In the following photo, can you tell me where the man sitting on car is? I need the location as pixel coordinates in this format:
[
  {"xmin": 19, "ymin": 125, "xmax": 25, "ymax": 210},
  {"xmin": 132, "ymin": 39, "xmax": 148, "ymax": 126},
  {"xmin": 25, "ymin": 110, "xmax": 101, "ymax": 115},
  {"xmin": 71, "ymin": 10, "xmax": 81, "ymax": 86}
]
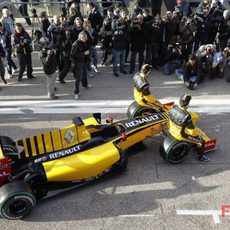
[
  {"xmin": 168, "ymin": 94, "xmax": 210, "ymax": 162},
  {"xmin": 133, "ymin": 64, "xmax": 164, "ymax": 112}
]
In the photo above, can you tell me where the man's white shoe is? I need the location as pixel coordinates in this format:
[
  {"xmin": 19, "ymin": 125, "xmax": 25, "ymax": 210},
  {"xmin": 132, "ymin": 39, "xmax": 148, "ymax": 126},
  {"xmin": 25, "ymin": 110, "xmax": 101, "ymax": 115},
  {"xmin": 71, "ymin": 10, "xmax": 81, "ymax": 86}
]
[
  {"xmin": 75, "ymin": 94, "xmax": 79, "ymax": 100},
  {"xmin": 82, "ymin": 84, "xmax": 92, "ymax": 90}
]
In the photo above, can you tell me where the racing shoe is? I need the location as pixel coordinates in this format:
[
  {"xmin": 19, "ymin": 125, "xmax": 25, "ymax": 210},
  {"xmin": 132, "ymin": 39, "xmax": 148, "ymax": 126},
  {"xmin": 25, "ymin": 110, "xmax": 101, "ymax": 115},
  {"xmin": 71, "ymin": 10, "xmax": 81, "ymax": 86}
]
[{"xmin": 197, "ymin": 155, "xmax": 210, "ymax": 162}]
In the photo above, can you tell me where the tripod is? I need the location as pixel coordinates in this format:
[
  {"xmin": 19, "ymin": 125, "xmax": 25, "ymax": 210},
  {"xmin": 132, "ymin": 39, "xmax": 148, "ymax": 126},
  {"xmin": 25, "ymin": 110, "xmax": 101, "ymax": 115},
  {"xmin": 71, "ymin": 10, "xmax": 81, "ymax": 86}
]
[{"xmin": 31, "ymin": 9, "xmax": 40, "ymax": 40}]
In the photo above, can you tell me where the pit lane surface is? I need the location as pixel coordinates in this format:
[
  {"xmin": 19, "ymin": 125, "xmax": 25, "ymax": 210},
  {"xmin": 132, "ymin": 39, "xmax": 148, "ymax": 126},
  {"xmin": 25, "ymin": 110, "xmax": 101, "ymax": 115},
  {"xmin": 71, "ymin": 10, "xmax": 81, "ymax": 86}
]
[{"xmin": 0, "ymin": 113, "xmax": 229, "ymax": 230}]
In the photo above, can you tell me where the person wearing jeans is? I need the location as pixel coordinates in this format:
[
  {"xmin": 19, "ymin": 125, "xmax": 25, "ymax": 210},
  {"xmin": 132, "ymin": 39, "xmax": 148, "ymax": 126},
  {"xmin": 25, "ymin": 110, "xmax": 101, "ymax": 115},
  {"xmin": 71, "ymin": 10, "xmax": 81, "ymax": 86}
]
[
  {"xmin": 13, "ymin": 23, "xmax": 35, "ymax": 81},
  {"xmin": 111, "ymin": 10, "xmax": 129, "ymax": 77},
  {"xmin": 40, "ymin": 45, "xmax": 58, "ymax": 99},
  {"xmin": 175, "ymin": 54, "xmax": 200, "ymax": 90},
  {"xmin": 1, "ymin": 9, "xmax": 17, "ymax": 77},
  {"xmin": 71, "ymin": 31, "xmax": 92, "ymax": 100},
  {"xmin": 163, "ymin": 59, "xmax": 181, "ymax": 75},
  {"xmin": 113, "ymin": 49, "xmax": 126, "ymax": 75}
]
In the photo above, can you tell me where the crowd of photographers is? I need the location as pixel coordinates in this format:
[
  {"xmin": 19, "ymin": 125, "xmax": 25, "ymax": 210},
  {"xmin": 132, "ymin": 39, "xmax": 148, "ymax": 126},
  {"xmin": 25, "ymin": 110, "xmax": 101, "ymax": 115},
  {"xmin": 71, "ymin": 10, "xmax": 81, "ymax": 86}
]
[{"xmin": 0, "ymin": 0, "xmax": 230, "ymax": 99}]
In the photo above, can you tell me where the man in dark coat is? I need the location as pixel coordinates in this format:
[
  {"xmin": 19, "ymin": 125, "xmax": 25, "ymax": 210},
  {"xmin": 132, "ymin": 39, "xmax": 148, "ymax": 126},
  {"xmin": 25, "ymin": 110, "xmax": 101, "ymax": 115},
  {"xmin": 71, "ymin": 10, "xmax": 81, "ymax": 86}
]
[
  {"xmin": 70, "ymin": 31, "xmax": 92, "ymax": 99},
  {"xmin": 13, "ymin": 23, "xmax": 35, "ymax": 81}
]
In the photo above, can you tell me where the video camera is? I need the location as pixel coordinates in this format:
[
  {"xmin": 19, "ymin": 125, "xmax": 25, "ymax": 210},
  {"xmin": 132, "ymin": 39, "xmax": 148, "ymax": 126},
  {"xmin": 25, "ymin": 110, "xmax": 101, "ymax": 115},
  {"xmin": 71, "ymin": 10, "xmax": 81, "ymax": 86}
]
[{"xmin": 31, "ymin": 8, "xmax": 38, "ymax": 18}]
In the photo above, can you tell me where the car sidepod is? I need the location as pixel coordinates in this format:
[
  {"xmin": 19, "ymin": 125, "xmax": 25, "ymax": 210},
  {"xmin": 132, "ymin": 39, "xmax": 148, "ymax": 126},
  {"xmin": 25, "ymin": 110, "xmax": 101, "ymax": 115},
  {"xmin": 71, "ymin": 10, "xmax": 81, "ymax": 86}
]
[{"xmin": 41, "ymin": 141, "xmax": 122, "ymax": 182}]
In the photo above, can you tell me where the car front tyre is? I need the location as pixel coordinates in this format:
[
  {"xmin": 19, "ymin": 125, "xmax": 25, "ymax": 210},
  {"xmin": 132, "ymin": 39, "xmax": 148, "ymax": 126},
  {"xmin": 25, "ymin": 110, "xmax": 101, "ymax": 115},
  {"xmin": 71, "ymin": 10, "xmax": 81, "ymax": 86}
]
[{"xmin": 160, "ymin": 137, "xmax": 190, "ymax": 164}]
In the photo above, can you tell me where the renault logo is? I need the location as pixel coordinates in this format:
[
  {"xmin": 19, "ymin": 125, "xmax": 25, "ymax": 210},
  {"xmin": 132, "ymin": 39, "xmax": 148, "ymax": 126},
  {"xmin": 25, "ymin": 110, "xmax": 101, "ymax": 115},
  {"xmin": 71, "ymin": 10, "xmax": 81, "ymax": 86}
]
[{"xmin": 64, "ymin": 130, "xmax": 75, "ymax": 144}]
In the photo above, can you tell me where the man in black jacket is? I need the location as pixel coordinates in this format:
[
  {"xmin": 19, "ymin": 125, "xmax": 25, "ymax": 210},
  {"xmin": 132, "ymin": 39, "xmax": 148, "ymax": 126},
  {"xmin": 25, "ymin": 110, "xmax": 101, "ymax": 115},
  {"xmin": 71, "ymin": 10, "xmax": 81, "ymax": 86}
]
[
  {"xmin": 112, "ymin": 10, "xmax": 129, "ymax": 77},
  {"xmin": 71, "ymin": 31, "xmax": 92, "ymax": 99},
  {"xmin": 40, "ymin": 11, "xmax": 51, "ymax": 37},
  {"xmin": 47, "ymin": 15, "xmax": 65, "ymax": 72},
  {"xmin": 13, "ymin": 23, "xmax": 35, "ymax": 81},
  {"xmin": 40, "ymin": 45, "xmax": 58, "ymax": 99},
  {"xmin": 219, "ymin": 10, "xmax": 230, "ymax": 51},
  {"xmin": 129, "ymin": 14, "xmax": 147, "ymax": 74}
]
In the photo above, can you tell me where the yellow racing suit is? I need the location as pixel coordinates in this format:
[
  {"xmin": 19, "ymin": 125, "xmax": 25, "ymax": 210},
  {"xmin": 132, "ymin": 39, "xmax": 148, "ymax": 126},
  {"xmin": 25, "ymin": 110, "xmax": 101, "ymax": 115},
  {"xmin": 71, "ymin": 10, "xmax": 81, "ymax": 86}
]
[
  {"xmin": 133, "ymin": 73, "xmax": 164, "ymax": 111},
  {"xmin": 168, "ymin": 104, "xmax": 207, "ymax": 155}
]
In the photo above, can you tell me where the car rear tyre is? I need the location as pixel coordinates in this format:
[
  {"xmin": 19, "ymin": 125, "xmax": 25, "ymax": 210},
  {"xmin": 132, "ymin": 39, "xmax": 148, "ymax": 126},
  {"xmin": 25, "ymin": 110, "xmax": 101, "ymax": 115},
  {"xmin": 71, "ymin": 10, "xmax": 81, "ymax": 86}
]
[
  {"xmin": 127, "ymin": 101, "xmax": 155, "ymax": 118},
  {"xmin": 0, "ymin": 181, "xmax": 36, "ymax": 220},
  {"xmin": 0, "ymin": 136, "xmax": 18, "ymax": 155},
  {"xmin": 159, "ymin": 136, "xmax": 190, "ymax": 164}
]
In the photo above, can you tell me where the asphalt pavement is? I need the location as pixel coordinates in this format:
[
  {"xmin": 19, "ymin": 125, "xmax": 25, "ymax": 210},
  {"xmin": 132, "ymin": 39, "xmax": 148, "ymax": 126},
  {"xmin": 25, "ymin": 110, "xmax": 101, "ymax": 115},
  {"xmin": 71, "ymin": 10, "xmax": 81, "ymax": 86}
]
[
  {"xmin": 0, "ymin": 113, "xmax": 229, "ymax": 229},
  {"xmin": 0, "ymin": 45, "xmax": 230, "ymax": 230}
]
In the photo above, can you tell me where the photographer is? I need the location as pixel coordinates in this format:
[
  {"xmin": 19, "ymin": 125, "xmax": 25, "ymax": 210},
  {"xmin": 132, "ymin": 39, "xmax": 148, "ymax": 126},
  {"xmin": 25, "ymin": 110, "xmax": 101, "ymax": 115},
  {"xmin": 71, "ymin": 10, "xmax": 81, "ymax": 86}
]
[
  {"xmin": 194, "ymin": 6, "xmax": 212, "ymax": 51},
  {"xmin": 129, "ymin": 14, "xmax": 147, "ymax": 74},
  {"xmin": 40, "ymin": 45, "xmax": 58, "ymax": 99},
  {"xmin": 162, "ymin": 11, "xmax": 180, "ymax": 49},
  {"xmin": 212, "ymin": 47, "xmax": 230, "ymax": 78},
  {"xmin": 163, "ymin": 42, "xmax": 182, "ymax": 75},
  {"xmin": 47, "ymin": 15, "xmax": 65, "ymax": 72},
  {"xmin": 146, "ymin": 16, "xmax": 164, "ymax": 68},
  {"xmin": 195, "ymin": 44, "xmax": 216, "ymax": 81},
  {"xmin": 40, "ymin": 11, "xmax": 51, "ymax": 37},
  {"xmin": 179, "ymin": 16, "xmax": 197, "ymax": 62},
  {"xmin": 219, "ymin": 10, "xmax": 230, "ymax": 51},
  {"xmin": 13, "ymin": 23, "xmax": 34, "ymax": 81},
  {"xmin": 99, "ymin": 8, "xmax": 113, "ymax": 65},
  {"xmin": 208, "ymin": 0, "xmax": 225, "ymax": 44},
  {"xmin": 175, "ymin": 54, "xmax": 200, "ymax": 90},
  {"xmin": 70, "ymin": 31, "xmax": 92, "ymax": 100},
  {"xmin": 112, "ymin": 10, "xmax": 130, "ymax": 77}
]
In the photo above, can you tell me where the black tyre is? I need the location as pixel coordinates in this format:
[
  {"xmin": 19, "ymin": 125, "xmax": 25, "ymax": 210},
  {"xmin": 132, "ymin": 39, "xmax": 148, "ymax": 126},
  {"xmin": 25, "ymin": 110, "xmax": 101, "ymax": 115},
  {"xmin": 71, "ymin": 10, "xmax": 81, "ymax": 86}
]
[
  {"xmin": 159, "ymin": 136, "xmax": 190, "ymax": 164},
  {"xmin": 0, "ymin": 136, "xmax": 18, "ymax": 155},
  {"xmin": 127, "ymin": 101, "xmax": 155, "ymax": 118},
  {"xmin": 0, "ymin": 181, "xmax": 36, "ymax": 220}
]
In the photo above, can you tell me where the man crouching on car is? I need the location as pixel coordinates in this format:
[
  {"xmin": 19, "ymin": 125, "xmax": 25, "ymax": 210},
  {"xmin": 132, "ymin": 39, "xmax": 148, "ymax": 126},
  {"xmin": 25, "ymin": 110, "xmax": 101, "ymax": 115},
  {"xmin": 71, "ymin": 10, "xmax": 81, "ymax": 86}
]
[
  {"xmin": 169, "ymin": 94, "xmax": 210, "ymax": 162},
  {"xmin": 133, "ymin": 64, "xmax": 164, "ymax": 112}
]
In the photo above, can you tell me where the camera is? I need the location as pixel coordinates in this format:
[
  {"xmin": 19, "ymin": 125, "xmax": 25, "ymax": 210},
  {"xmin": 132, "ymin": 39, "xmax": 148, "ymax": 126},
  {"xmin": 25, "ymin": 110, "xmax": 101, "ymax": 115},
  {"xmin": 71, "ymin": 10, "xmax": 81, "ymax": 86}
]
[{"xmin": 31, "ymin": 8, "xmax": 38, "ymax": 18}]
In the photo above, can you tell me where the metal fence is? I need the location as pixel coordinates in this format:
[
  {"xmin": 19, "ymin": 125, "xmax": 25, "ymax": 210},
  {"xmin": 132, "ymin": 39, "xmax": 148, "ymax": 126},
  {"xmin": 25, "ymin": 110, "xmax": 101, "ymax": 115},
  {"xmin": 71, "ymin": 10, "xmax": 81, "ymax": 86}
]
[{"xmin": 5, "ymin": 1, "xmax": 125, "ymax": 19}]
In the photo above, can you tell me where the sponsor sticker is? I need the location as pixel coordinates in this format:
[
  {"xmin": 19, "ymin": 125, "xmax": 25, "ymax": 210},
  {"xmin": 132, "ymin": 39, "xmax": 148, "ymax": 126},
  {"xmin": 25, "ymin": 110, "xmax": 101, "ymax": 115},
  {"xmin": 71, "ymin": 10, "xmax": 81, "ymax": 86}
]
[
  {"xmin": 35, "ymin": 144, "xmax": 81, "ymax": 163},
  {"xmin": 124, "ymin": 114, "xmax": 161, "ymax": 128}
]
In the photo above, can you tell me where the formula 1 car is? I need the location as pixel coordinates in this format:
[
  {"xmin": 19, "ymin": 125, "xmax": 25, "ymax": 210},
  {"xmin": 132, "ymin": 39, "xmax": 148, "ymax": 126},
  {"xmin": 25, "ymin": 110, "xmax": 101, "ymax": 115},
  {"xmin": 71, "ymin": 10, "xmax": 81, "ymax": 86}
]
[
  {"xmin": 127, "ymin": 100, "xmax": 217, "ymax": 164},
  {"xmin": 0, "ymin": 112, "xmax": 169, "ymax": 220}
]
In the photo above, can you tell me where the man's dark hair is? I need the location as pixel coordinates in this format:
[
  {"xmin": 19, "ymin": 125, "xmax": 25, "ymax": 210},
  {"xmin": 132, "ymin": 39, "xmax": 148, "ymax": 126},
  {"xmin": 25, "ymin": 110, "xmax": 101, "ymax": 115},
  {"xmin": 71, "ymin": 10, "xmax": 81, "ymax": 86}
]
[{"xmin": 40, "ymin": 11, "xmax": 47, "ymax": 18}]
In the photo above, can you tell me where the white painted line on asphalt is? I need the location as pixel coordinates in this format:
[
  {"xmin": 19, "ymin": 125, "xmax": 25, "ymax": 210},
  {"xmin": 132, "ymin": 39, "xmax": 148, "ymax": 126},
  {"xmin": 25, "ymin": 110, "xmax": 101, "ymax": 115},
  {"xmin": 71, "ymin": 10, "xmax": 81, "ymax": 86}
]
[
  {"xmin": 102, "ymin": 182, "xmax": 176, "ymax": 195},
  {"xmin": 1, "ymin": 107, "xmax": 230, "ymax": 114},
  {"xmin": 0, "ymin": 108, "xmax": 128, "ymax": 114},
  {"xmin": 119, "ymin": 214, "xmax": 155, "ymax": 218},
  {"xmin": 177, "ymin": 210, "xmax": 230, "ymax": 224},
  {"xmin": 192, "ymin": 176, "xmax": 196, "ymax": 181},
  {"xmin": 1, "ymin": 99, "xmax": 230, "ymax": 109},
  {"xmin": 0, "ymin": 107, "xmax": 230, "ymax": 114}
]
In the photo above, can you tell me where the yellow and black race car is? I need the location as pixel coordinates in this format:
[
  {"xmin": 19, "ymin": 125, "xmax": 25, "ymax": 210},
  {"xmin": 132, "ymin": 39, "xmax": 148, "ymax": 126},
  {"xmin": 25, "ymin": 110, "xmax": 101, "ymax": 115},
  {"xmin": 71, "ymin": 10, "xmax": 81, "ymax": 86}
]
[{"xmin": 0, "ymin": 112, "xmax": 169, "ymax": 220}]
